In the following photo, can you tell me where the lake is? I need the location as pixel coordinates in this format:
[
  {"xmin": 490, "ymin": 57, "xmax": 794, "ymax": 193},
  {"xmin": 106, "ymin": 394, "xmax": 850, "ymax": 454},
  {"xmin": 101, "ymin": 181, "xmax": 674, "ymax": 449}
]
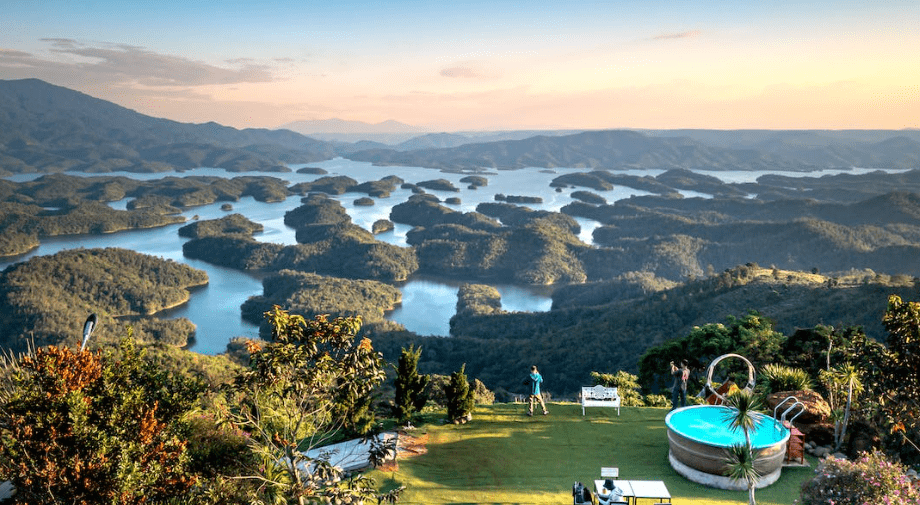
[{"xmin": 0, "ymin": 160, "xmax": 899, "ymax": 354}]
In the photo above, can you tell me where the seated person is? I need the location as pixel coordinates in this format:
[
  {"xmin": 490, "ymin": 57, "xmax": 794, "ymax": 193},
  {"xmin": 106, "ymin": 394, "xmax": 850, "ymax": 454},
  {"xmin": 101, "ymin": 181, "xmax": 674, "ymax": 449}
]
[{"xmin": 596, "ymin": 478, "xmax": 625, "ymax": 505}]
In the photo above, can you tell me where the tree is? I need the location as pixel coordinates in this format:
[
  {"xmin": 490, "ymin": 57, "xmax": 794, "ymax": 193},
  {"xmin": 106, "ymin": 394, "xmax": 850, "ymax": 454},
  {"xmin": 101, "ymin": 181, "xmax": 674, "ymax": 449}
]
[
  {"xmin": 876, "ymin": 295, "xmax": 920, "ymax": 463},
  {"xmin": 638, "ymin": 311, "xmax": 785, "ymax": 393},
  {"xmin": 393, "ymin": 344, "xmax": 429, "ymax": 423},
  {"xmin": 820, "ymin": 363, "xmax": 863, "ymax": 452},
  {"xmin": 0, "ymin": 337, "xmax": 203, "ymax": 504},
  {"xmin": 590, "ymin": 370, "xmax": 643, "ymax": 406},
  {"xmin": 221, "ymin": 307, "xmax": 399, "ymax": 505},
  {"xmin": 445, "ymin": 364, "xmax": 475, "ymax": 423},
  {"xmin": 723, "ymin": 389, "xmax": 763, "ymax": 505}
]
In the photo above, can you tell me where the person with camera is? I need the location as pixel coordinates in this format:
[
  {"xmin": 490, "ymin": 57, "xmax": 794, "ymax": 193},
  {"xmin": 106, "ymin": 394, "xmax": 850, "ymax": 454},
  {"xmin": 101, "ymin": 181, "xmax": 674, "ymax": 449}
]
[{"xmin": 670, "ymin": 360, "xmax": 690, "ymax": 410}]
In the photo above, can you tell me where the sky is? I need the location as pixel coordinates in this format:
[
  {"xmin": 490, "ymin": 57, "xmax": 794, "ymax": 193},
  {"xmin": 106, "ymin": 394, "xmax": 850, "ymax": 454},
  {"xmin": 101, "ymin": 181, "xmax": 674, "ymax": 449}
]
[{"xmin": 1, "ymin": 0, "xmax": 918, "ymax": 131}]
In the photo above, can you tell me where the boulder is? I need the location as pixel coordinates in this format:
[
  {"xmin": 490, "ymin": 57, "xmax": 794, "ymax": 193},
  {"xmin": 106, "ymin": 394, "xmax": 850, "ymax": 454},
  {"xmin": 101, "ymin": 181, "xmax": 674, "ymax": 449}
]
[
  {"xmin": 799, "ymin": 423, "xmax": 835, "ymax": 446},
  {"xmin": 765, "ymin": 390, "xmax": 831, "ymax": 425}
]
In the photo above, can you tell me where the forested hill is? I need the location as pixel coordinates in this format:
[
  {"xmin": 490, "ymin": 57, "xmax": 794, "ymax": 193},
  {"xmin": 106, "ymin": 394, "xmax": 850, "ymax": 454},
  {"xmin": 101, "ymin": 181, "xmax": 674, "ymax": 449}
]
[
  {"xmin": 371, "ymin": 265, "xmax": 920, "ymax": 396},
  {"xmin": 0, "ymin": 78, "xmax": 336, "ymax": 174},
  {"xmin": 0, "ymin": 247, "xmax": 207, "ymax": 352},
  {"xmin": 346, "ymin": 129, "xmax": 920, "ymax": 171}
]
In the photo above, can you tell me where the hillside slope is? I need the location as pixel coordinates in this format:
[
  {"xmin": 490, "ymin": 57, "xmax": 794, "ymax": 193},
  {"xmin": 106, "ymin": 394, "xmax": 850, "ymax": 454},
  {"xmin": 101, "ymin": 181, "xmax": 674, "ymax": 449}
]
[{"xmin": 0, "ymin": 79, "xmax": 335, "ymax": 174}]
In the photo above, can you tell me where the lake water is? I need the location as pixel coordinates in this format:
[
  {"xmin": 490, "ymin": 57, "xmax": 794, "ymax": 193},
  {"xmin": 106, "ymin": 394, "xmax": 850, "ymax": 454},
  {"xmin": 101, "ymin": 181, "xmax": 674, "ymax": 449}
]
[{"xmin": 1, "ymin": 160, "xmax": 905, "ymax": 353}]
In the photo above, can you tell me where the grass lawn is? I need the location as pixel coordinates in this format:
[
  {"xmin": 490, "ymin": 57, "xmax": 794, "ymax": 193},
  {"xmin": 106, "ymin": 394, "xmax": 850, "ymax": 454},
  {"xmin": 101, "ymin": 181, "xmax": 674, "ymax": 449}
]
[{"xmin": 369, "ymin": 402, "xmax": 816, "ymax": 504}]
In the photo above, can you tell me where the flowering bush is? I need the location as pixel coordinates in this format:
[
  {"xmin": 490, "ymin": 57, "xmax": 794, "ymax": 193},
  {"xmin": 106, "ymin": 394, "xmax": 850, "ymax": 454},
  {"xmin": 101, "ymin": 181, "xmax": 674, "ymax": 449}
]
[{"xmin": 799, "ymin": 450, "xmax": 919, "ymax": 504}]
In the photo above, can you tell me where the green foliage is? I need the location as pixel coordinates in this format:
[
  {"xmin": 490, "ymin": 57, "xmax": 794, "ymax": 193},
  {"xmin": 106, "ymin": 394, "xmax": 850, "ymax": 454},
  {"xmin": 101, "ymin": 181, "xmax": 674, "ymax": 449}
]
[
  {"xmin": 241, "ymin": 270, "xmax": 403, "ymax": 334},
  {"xmin": 178, "ymin": 213, "xmax": 264, "ymax": 238},
  {"xmin": 445, "ymin": 364, "xmax": 475, "ymax": 422},
  {"xmin": 799, "ymin": 450, "xmax": 920, "ymax": 505},
  {"xmin": 639, "ymin": 311, "xmax": 785, "ymax": 393},
  {"xmin": 220, "ymin": 307, "xmax": 394, "ymax": 505},
  {"xmin": 642, "ymin": 394, "xmax": 671, "ymax": 408},
  {"xmin": 723, "ymin": 444, "xmax": 761, "ymax": 505},
  {"xmin": 722, "ymin": 389, "xmax": 764, "ymax": 505},
  {"xmin": 590, "ymin": 370, "xmax": 644, "ymax": 406},
  {"xmin": 757, "ymin": 364, "xmax": 814, "ymax": 395},
  {"xmin": 0, "ymin": 338, "xmax": 204, "ymax": 504},
  {"xmin": 394, "ymin": 344, "xmax": 429, "ymax": 422},
  {"xmin": 184, "ymin": 197, "xmax": 418, "ymax": 282},
  {"xmin": 876, "ymin": 295, "xmax": 920, "ymax": 463},
  {"xmin": 0, "ymin": 247, "xmax": 207, "ymax": 352},
  {"xmin": 471, "ymin": 378, "xmax": 495, "ymax": 405},
  {"xmin": 183, "ymin": 414, "xmax": 254, "ymax": 480},
  {"xmin": 820, "ymin": 363, "xmax": 864, "ymax": 451}
]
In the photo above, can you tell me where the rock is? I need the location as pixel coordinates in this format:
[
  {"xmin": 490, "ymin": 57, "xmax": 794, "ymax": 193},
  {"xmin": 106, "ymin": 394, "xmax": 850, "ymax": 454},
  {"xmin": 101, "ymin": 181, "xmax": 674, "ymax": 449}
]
[
  {"xmin": 831, "ymin": 452, "xmax": 848, "ymax": 460},
  {"xmin": 799, "ymin": 423, "xmax": 835, "ymax": 446},
  {"xmin": 765, "ymin": 390, "xmax": 831, "ymax": 425},
  {"xmin": 813, "ymin": 446, "xmax": 831, "ymax": 458}
]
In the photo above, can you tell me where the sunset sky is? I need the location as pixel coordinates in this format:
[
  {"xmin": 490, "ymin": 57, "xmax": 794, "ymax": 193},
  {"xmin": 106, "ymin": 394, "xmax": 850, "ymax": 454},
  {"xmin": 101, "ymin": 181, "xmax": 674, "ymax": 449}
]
[{"xmin": 2, "ymin": 1, "xmax": 918, "ymax": 131}]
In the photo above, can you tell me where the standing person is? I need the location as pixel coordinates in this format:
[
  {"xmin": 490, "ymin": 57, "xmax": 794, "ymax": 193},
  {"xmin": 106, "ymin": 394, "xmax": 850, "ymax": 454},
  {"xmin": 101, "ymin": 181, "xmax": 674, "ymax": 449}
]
[
  {"xmin": 525, "ymin": 365, "xmax": 548, "ymax": 416},
  {"xmin": 670, "ymin": 360, "xmax": 690, "ymax": 410}
]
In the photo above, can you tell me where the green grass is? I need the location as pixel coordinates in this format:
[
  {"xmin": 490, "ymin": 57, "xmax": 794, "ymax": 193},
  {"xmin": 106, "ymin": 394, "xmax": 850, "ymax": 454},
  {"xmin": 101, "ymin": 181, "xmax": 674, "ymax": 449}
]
[{"xmin": 369, "ymin": 403, "xmax": 816, "ymax": 504}]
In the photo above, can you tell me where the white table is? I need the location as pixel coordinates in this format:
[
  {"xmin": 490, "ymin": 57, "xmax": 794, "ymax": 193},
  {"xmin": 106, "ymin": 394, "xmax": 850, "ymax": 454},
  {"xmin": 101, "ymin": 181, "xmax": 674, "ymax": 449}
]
[
  {"xmin": 628, "ymin": 480, "xmax": 670, "ymax": 503},
  {"xmin": 594, "ymin": 479, "xmax": 670, "ymax": 504}
]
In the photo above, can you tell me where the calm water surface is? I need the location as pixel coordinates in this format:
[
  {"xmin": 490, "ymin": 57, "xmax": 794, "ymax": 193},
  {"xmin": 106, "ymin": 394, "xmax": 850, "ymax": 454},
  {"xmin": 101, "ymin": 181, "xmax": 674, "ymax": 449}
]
[{"xmin": 3, "ymin": 160, "xmax": 901, "ymax": 353}]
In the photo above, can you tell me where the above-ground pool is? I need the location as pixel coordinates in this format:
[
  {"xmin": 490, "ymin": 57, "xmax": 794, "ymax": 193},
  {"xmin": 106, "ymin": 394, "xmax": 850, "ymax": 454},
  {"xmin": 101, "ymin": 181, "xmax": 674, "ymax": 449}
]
[{"xmin": 665, "ymin": 405, "xmax": 790, "ymax": 489}]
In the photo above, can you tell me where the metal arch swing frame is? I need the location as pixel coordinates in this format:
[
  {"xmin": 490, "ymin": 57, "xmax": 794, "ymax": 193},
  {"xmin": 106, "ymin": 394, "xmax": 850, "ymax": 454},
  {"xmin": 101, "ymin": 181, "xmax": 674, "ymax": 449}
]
[{"xmin": 703, "ymin": 353, "xmax": 756, "ymax": 403}]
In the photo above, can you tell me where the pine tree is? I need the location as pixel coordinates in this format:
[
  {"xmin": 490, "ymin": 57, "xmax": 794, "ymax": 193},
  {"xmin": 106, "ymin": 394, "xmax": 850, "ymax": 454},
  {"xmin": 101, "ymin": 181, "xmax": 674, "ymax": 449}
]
[
  {"xmin": 394, "ymin": 344, "xmax": 429, "ymax": 422},
  {"xmin": 445, "ymin": 363, "xmax": 476, "ymax": 423}
]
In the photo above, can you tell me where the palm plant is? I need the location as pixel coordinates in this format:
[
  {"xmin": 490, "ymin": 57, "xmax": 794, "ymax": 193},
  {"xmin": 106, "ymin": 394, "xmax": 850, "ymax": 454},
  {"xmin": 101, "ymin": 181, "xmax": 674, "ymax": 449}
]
[
  {"xmin": 820, "ymin": 363, "xmax": 863, "ymax": 452},
  {"xmin": 723, "ymin": 389, "xmax": 764, "ymax": 505}
]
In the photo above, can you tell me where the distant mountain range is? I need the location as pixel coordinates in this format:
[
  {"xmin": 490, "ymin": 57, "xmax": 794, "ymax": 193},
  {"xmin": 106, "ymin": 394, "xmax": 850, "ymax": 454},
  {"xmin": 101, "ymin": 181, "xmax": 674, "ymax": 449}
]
[
  {"xmin": 347, "ymin": 129, "xmax": 920, "ymax": 171},
  {"xmin": 0, "ymin": 78, "xmax": 335, "ymax": 174},
  {"xmin": 2, "ymin": 78, "xmax": 920, "ymax": 175}
]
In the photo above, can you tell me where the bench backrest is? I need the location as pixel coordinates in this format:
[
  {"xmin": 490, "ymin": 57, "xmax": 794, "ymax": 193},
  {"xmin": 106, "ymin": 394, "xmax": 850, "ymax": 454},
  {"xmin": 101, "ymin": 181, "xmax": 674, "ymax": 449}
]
[{"xmin": 582, "ymin": 385, "xmax": 618, "ymax": 400}]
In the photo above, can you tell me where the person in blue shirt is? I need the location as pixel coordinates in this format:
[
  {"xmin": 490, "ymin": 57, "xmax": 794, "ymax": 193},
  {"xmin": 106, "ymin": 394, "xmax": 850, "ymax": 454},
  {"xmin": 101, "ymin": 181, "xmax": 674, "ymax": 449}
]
[{"xmin": 526, "ymin": 365, "xmax": 548, "ymax": 416}]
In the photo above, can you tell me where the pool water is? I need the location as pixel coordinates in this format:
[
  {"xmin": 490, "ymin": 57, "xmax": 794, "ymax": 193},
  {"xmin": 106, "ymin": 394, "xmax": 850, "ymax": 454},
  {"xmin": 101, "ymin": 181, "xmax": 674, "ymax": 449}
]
[{"xmin": 665, "ymin": 405, "xmax": 790, "ymax": 449}]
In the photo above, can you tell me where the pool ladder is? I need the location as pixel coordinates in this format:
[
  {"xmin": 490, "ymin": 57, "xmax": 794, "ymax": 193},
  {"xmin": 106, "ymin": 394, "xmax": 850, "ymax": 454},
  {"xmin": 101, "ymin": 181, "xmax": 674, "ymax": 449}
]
[{"xmin": 773, "ymin": 396, "xmax": 805, "ymax": 439}]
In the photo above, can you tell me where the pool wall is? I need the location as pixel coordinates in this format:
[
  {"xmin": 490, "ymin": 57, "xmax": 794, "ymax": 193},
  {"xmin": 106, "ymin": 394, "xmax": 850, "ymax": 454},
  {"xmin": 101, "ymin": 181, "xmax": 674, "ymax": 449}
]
[{"xmin": 665, "ymin": 405, "xmax": 790, "ymax": 490}]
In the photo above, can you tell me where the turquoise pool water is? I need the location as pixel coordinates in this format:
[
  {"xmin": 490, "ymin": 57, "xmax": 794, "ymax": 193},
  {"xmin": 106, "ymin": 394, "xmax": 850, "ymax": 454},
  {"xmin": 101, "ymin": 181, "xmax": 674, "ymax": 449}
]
[{"xmin": 665, "ymin": 405, "xmax": 790, "ymax": 449}]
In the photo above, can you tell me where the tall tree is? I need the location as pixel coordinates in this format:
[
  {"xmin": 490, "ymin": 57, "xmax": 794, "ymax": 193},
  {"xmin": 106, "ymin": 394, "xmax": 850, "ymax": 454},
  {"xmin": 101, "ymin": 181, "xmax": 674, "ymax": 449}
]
[
  {"xmin": 222, "ymin": 307, "xmax": 399, "ymax": 505},
  {"xmin": 877, "ymin": 295, "xmax": 920, "ymax": 463},
  {"xmin": 394, "ymin": 344, "xmax": 429, "ymax": 423}
]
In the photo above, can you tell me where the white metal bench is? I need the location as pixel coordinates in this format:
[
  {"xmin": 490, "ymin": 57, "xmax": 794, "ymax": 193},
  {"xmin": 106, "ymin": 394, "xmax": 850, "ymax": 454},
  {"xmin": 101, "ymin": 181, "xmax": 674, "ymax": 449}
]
[{"xmin": 581, "ymin": 385, "xmax": 620, "ymax": 415}]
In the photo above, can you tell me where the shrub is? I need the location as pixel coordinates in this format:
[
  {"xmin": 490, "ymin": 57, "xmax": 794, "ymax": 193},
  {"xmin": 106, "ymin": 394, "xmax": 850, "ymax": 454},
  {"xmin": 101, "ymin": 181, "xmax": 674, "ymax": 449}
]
[
  {"xmin": 0, "ymin": 338, "xmax": 203, "ymax": 505},
  {"xmin": 472, "ymin": 378, "xmax": 495, "ymax": 405},
  {"xmin": 591, "ymin": 370, "xmax": 644, "ymax": 406},
  {"xmin": 643, "ymin": 394, "xmax": 672, "ymax": 408},
  {"xmin": 425, "ymin": 374, "xmax": 450, "ymax": 407},
  {"xmin": 758, "ymin": 363, "xmax": 814, "ymax": 394},
  {"xmin": 184, "ymin": 414, "xmax": 254, "ymax": 479},
  {"xmin": 445, "ymin": 364, "xmax": 475, "ymax": 422},
  {"xmin": 799, "ymin": 450, "xmax": 920, "ymax": 505}
]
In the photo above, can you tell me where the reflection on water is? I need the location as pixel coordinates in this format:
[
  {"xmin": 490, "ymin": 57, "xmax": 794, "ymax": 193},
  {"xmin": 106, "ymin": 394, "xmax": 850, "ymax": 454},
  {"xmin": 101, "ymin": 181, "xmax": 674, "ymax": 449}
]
[
  {"xmin": 387, "ymin": 278, "xmax": 553, "ymax": 336},
  {"xmin": 7, "ymin": 159, "xmax": 888, "ymax": 352}
]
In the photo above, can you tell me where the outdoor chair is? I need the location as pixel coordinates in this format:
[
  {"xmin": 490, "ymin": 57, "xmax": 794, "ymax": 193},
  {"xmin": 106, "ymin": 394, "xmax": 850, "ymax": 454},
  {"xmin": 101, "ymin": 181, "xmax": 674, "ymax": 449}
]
[{"xmin": 600, "ymin": 467, "xmax": 619, "ymax": 478}]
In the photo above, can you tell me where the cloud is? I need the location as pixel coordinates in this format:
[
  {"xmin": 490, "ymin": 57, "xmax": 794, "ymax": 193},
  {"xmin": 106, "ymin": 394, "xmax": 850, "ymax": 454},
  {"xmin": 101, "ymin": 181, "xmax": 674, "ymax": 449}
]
[
  {"xmin": 1, "ymin": 39, "xmax": 274, "ymax": 87},
  {"xmin": 440, "ymin": 62, "xmax": 498, "ymax": 79},
  {"xmin": 651, "ymin": 30, "xmax": 701, "ymax": 41}
]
